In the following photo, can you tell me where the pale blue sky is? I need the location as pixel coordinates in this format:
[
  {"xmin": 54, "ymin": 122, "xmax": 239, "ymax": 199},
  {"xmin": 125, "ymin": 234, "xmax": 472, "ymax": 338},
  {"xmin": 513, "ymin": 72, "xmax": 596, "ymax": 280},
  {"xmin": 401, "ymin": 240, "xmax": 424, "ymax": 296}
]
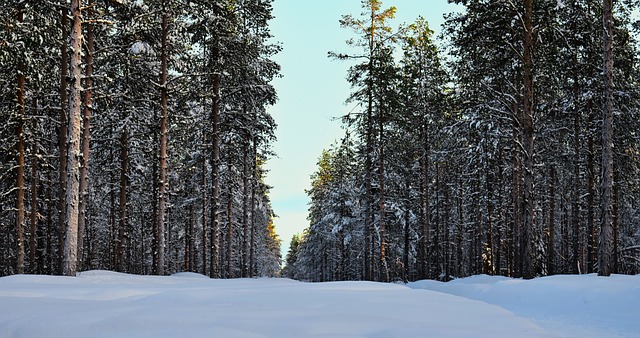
[{"xmin": 264, "ymin": 0, "xmax": 462, "ymax": 258}]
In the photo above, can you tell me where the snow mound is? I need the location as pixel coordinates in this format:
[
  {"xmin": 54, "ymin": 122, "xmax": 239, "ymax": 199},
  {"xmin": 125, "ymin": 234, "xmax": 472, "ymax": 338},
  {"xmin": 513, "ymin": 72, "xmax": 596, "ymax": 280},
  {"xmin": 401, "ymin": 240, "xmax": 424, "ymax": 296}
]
[
  {"xmin": 409, "ymin": 274, "xmax": 640, "ymax": 338},
  {"xmin": 0, "ymin": 271, "xmax": 557, "ymax": 338}
]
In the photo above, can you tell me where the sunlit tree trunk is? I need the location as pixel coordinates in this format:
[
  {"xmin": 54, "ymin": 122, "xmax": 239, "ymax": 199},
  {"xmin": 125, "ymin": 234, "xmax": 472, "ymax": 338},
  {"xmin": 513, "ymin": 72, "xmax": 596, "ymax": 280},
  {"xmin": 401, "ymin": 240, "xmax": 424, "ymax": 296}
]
[
  {"xmin": 78, "ymin": 2, "xmax": 95, "ymax": 272},
  {"xmin": 62, "ymin": 0, "xmax": 84, "ymax": 277}
]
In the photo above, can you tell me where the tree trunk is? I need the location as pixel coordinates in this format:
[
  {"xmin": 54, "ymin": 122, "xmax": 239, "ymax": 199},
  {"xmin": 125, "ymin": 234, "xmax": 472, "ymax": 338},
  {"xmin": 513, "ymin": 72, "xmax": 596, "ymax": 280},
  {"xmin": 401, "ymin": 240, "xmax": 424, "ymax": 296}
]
[
  {"xmin": 548, "ymin": 166, "xmax": 556, "ymax": 275},
  {"xmin": 363, "ymin": 2, "xmax": 376, "ymax": 281},
  {"xmin": 201, "ymin": 130, "xmax": 208, "ymax": 275},
  {"xmin": 423, "ymin": 126, "xmax": 431, "ymax": 278},
  {"xmin": 62, "ymin": 0, "xmax": 84, "ymax": 277},
  {"xmin": 227, "ymin": 183, "xmax": 233, "ymax": 278},
  {"xmin": 209, "ymin": 43, "xmax": 221, "ymax": 279},
  {"xmin": 378, "ymin": 109, "xmax": 388, "ymax": 282},
  {"xmin": 586, "ymin": 105, "xmax": 596, "ymax": 273},
  {"xmin": 15, "ymin": 5, "xmax": 26, "ymax": 275},
  {"xmin": 249, "ymin": 137, "xmax": 257, "ymax": 276},
  {"xmin": 485, "ymin": 163, "xmax": 495, "ymax": 275},
  {"xmin": 598, "ymin": 0, "xmax": 614, "ymax": 277},
  {"xmin": 510, "ymin": 116, "xmax": 521, "ymax": 277},
  {"xmin": 58, "ymin": 3, "xmax": 69, "ymax": 275},
  {"xmin": 117, "ymin": 128, "xmax": 129, "ymax": 272},
  {"xmin": 30, "ymin": 103, "xmax": 39, "ymax": 273},
  {"xmin": 77, "ymin": 2, "xmax": 95, "ymax": 272},
  {"xmin": 444, "ymin": 170, "xmax": 451, "ymax": 281},
  {"xmin": 521, "ymin": 0, "xmax": 535, "ymax": 279},
  {"xmin": 242, "ymin": 127, "xmax": 250, "ymax": 277},
  {"xmin": 612, "ymin": 175, "xmax": 619, "ymax": 273},
  {"xmin": 157, "ymin": 7, "xmax": 169, "ymax": 276}
]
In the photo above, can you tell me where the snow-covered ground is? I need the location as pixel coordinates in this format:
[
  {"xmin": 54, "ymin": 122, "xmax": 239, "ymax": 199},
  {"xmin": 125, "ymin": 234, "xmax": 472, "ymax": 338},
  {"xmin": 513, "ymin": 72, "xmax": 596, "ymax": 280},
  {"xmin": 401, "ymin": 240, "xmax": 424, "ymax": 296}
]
[
  {"xmin": 0, "ymin": 271, "xmax": 637, "ymax": 338},
  {"xmin": 409, "ymin": 274, "xmax": 640, "ymax": 338}
]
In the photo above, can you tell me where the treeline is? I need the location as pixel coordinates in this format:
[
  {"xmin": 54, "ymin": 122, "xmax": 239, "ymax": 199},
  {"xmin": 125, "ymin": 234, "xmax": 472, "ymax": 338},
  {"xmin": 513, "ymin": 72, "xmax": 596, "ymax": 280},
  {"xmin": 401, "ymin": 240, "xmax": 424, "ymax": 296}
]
[
  {"xmin": 285, "ymin": 0, "xmax": 640, "ymax": 282},
  {"xmin": 0, "ymin": 0, "xmax": 281, "ymax": 277}
]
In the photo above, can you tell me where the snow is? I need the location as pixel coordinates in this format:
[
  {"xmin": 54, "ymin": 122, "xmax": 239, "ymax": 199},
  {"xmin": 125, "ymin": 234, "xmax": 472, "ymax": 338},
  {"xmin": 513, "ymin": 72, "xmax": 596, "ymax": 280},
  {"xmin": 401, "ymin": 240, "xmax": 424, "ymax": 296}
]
[
  {"xmin": 409, "ymin": 274, "xmax": 640, "ymax": 338},
  {"xmin": 0, "ymin": 271, "xmax": 636, "ymax": 338}
]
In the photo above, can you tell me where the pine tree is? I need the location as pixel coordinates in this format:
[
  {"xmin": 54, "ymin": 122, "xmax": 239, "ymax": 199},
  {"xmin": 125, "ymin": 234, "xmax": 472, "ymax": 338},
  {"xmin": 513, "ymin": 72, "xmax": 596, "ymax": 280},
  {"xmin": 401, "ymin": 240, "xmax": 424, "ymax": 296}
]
[
  {"xmin": 62, "ymin": 0, "xmax": 84, "ymax": 277},
  {"xmin": 598, "ymin": 0, "xmax": 615, "ymax": 277}
]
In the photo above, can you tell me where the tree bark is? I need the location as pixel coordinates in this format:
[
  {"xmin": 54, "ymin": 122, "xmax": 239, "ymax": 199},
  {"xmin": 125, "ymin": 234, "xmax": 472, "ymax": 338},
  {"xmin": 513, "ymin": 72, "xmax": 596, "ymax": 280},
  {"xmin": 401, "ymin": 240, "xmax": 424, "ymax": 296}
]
[
  {"xmin": 586, "ymin": 106, "xmax": 596, "ymax": 273},
  {"xmin": 378, "ymin": 108, "xmax": 388, "ymax": 282},
  {"xmin": 62, "ymin": 0, "xmax": 84, "ymax": 277},
  {"xmin": 209, "ymin": 41, "xmax": 221, "ymax": 279},
  {"xmin": 58, "ymin": 3, "xmax": 69, "ymax": 275},
  {"xmin": 201, "ymin": 130, "xmax": 208, "ymax": 275},
  {"xmin": 77, "ymin": 2, "xmax": 95, "ymax": 272},
  {"xmin": 598, "ymin": 0, "xmax": 614, "ymax": 277},
  {"xmin": 15, "ymin": 5, "xmax": 26, "ymax": 275},
  {"xmin": 157, "ymin": 7, "xmax": 169, "ymax": 276},
  {"xmin": 242, "ymin": 126, "xmax": 250, "ymax": 278},
  {"xmin": 521, "ymin": 0, "xmax": 535, "ymax": 279},
  {"xmin": 548, "ymin": 166, "xmax": 556, "ymax": 275},
  {"xmin": 116, "ymin": 128, "xmax": 128, "ymax": 272},
  {"xmin": 30, "ymin": 99, "xmax": 39, "ymax": 273},
  {"xmin": 249, "ymin": 137, "xmax": 257, "ymax": 276},
  {"xmin": 227, "ymin": 183, "xmax": 233, "ymax": 278}
]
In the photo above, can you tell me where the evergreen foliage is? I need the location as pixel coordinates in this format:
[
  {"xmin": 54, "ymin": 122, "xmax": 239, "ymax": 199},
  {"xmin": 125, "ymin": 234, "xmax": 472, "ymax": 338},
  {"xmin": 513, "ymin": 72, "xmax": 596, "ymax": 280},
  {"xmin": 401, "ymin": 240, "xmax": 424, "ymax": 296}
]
[
  {"xmin": 0, "ymin": 0, "xmax": 281, "ymax": 277},
  {"xmin": 290, "ymin": 0, "xmax": 640, "ymax": 282}
]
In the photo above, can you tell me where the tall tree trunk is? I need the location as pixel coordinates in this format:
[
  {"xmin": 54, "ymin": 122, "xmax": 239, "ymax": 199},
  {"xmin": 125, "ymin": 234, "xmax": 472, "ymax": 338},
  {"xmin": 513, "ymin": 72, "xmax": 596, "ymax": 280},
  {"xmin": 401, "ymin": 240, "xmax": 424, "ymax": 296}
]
[
  {"xmin": 186, "ymin": 204, "xmax": 194, "ymax": 271},
  {"xmin": 242, "ymin": 128, "xmax": 250, "ymax": 277},
  {"xmin": 510, "ymin": 109, "xmax": 520, "ymax": 277},
  {"xmin": 571, "ymin": 55, "xmax": 582, "ymax": 274},
  {"xmin": 548, "ymin": 166, "xmax": 556, "ymax": 275},
  {"xmin": 422, "ymin": 127, "xmax": 431, "ymax": 278},
  {"xmin": 117, "ymin": 128, "xmax": 128, "ymax": 272},
  {"xmin": 15, "ymin": 5, "xmax": 26, "ymax": 275},
  {"xmin": 586, "ymin": 105, "xmax": 596, "ymax": 273},
  {"xmin": 151, "ymin": 131, "xmax": 159, "ymax": 273},
  {"xmin": 443, "ymin": 170, "xmax": 451, "ymax": 281},
  {"xmin": 249, "ymin": 137, "xmax": 257, "ymax": 277},
  {"xmin": 598, "ymin": 0, "xmax": 614, "ymax": 277},
  {"xmin": 58, "ymin": 3, "xmax": 69, "ymax": 275},
  {"xmin": 378, "ymin": 111, "xmax": 388, "ymax": 282},
  {"xmin": 77, "ymin": 3, "xmax": 95, "ymax": 272},
  {"xmin": 209, "ymin": 42, "xmax": 221, "ymax": 279},
  {"xmin": 201, "ymin": 130, "xmax": 208, "ymax": 275},
  {"xmin": 30, "ymin": 101, "xmax": 39, "ymax": 273},
  {"xmin": 485, "ymin": 163, "xmax": 495, "ymax": 275},
  {"xmin": 363, "ymin": 2, "xmax": 376, "ymax": 281},
  {"xmin": 496, "ymin": 149, "xmax": 505, "ymax": 276},
  {"xmin": 157, "ymin": 7, "xmax": 169, "ymax": 276},
  {"xmin": 227, "ymin": 182, "xmax": 233, "ymax": 278},
  {"xmin": 62, "ymin": 0, "xmax": 84, "ymax": 277},
  {"xmin": 521, "ymin": 0, "xmax": 535, "ymax": 279},
  {"xmin": 612, "ymin": 175, "xmax": 619, "ymax": 273},
  {"xmin": 403, "ymin": 180, "xmax": 410, "ymax": 282}
]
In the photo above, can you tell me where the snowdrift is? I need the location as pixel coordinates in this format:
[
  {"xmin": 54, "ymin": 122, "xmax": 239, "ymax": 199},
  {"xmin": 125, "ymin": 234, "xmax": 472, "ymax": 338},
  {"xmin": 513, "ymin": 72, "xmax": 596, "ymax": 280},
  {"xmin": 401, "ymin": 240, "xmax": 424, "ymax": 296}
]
[
  {"xmin": 0, "ymin": 271, "xmax": 637, "ymax": 337},
  {"xmin": 409, "ymin": 273, "xmax": 640, "ymax": 338}
]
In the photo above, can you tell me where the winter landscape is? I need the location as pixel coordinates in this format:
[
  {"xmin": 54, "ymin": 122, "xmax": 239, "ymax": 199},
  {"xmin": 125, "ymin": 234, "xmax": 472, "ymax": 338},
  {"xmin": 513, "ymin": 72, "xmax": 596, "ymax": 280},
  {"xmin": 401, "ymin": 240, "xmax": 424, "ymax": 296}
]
[
  {"xmin": 2, "ymin": 0, "xmax": 640, "ymax": 337},
  {"xmin": 0, "ymin": 271, "xmax": 638, "ymax": 338}
]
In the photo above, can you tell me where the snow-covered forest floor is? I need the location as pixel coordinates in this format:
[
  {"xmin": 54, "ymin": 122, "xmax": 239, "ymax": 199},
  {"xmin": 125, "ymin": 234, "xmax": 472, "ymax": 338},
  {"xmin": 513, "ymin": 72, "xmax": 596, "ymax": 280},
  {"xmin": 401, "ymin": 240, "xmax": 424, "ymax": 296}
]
[{"xmin": 0, "ymin": 271, "xmax": 637, "ymax": 338}]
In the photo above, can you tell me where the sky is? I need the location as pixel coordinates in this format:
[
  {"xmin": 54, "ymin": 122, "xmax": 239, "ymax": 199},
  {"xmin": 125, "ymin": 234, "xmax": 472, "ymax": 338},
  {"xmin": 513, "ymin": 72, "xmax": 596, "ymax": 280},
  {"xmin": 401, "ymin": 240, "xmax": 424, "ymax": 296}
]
[{"xmin": 264, "ymin": 0, "xmax": 463, "ymax": 258}]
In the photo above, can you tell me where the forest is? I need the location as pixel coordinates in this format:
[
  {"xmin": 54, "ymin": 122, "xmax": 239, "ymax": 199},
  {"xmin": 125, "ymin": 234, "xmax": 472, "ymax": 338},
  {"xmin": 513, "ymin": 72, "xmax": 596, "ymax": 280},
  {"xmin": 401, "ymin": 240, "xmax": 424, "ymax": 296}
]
[
  {"xmin": 0, "ymin": 0, "xmax": 282, "ymax": 277},
  {"xmin": 2, "ymin": 0, "xmax": 640, "ymax": 283},
  {"xmin": 285, "ymin": 0, "xmax": 640, "ymax": 282}
]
